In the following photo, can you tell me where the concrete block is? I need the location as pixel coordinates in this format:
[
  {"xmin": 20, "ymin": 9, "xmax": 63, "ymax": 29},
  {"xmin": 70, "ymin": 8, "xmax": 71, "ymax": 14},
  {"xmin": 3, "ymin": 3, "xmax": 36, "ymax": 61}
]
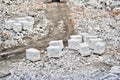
[
  {"xmin": 13, "ymin": 22, "xmax": 22, "ymax": 32},
  {"xmin": 25, "ymin": 16, "xmax": 35, "ymax": 24},
  {"xmin": 70, "ymin": 35, "xmax": 82, "ymax": 43},
  {"xmin": 79, "ymin": 43, "xmax": 91, "ymax": 57},
  {"xmin": 21, "ymin": 20, "xmax": 33, "ymax": 30},
  {"xmin": 68, "ymin": 39, "xmax": 81, "ymax": 50},
  {"xmin": 49, "ymin": 40, "xmax": 64, "ymax": 49},
  {"xmin": 16, "ymin": 18, "xmax": 27, "ymax": 22},
  {"xmin": 5, "ymin": 20, "xmax": 15, "ymax": 29},
  {"xmin": 89, "ymin": 38, "xmax": 103, "ymax": 49},
  {"xmin": 26, "ymin": 48, "xmax": 40, "ymax": 61},
  {"xmin": 83, "ymin": 34, "xmax": 98, "ymax": 42},
  {"xmin": 93, "ymin": 42, "xmax": 106, "ymax": 55},
  {"xmin": 47, "ymin": 46, "xmax": 63, "ymax": 58},
  {"xmin": 110, "ymin": 66, "xmax": 120, "ymax": 74}
]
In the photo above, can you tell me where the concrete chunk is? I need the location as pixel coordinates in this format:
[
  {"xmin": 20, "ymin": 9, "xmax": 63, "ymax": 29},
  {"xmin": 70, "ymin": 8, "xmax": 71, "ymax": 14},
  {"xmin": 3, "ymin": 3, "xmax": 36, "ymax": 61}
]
[
  {"xmin": 89, "ymin": 38, "xmax": 103, "ymax": 49},
  {"xmin": 110, "ymin": 66, "xmax": 120, "ymax": 74},
  {"xmin": 47, "ymin": 46, "xmax": 63, "ymax": 58},
  {"xmin": 25, "ymin": 16, "xmax": 35, "ymax": 24},
  {"xmin": 70, "ymin": 35, "xmax": 82, "ymax": 43},
  {"xmin": 93, "ymin": 42, "xmax": 106, "ymax": 55},
  {"xmin": 49, "ymin": 40, "xmax": 64, "ymax": 49},
  {"xmin": 79, "ymin": 43, "xmax": 91, "ymax": 57},
  {"xmin": 26, "ymin": 48, "xmax": 40, "ymax": 61},
  {"xmin": 21, "ymin": 20, "xmax": 33, "ymax": 30},
  {"xmin": 68, "ymin": 39, "xmax": 81, "ymax": 50},
  {"xmin": 12, "ymin": 22, "xmax": 22, "ymax": 32},
  {"xmin": 5, "ymin": 20, "xmax": 15, "ymax": 29},
  {"xmin": 83, "ymin": 35, "xmax": 98, "ymax": 42}
]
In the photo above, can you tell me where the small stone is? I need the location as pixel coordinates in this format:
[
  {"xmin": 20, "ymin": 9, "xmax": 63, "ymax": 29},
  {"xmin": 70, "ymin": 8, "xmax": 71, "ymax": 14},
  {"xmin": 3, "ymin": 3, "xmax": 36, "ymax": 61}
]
[
  {"xmin": 26, "ymin": 48, "xmax": 40, "ymax": 62},
  {"xmin": 79, "ymin": 43, "xmax": 91, "ymax": 57},
  {"xmin": 47, "ymin": 46, "xmax": 63, "ymax": 58}
]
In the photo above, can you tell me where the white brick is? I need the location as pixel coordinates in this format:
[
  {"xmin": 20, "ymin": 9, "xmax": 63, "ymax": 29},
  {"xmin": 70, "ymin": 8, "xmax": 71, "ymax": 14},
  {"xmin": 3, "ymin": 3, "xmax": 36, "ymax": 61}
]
[
  {"xmin": 68, "ymin": 39, "xmax": 81, "ymax": 50},
  {"xmin": 110, "ymin": 66, "xmax": 120, "ymax": 74},
  {"xmin": 93, "ymin": 42, "xmax": 106, "ymax": 55},
  {"xmin": 49, "ymin": 40, "xmax": 64, "ymax": 49},
  {"xmin": 13, "ymin": 22, "xmax": 22, "ymax": 32},
  {"xmin": 16, "ymin": 18, "xmax": 27, "ymax": 22},
  {"xmin": 21, "ymin": 20, "xmax": 33, "ymax": 30},
  {"xmin": 5, "ymin": 20, "xmax": 15, "ymax": 29},
  {"xmin": 89, "ymin": 38, "xmax": 103, "ymax": 49},
  {"xmin": 83, "ymin": 35, "xmax": 98, "ymax": 42},
  {"xmin": 70, "ymin": 35, "xmax": 82, "ymax": 43},
  {"xmin": 79, "ymin": 43, "xmax": 91, "ymax": 57},
  {"xmin": 25, "ymin": 16, "xmax": 35, "ymax": 24},
  {"xmin": 47, "ymin": 46, "xmax": 62, "ymax": 58},
  {"xmin": 26, "ymin": 48, "xmax": 40, "ymax": 61}
]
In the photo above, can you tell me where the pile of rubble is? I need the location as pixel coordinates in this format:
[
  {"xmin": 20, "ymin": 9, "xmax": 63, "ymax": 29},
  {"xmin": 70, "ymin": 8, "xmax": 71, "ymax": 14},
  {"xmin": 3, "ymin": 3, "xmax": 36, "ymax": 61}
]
[
  {"xmin": 0, "ymin": 16, "xmax": 49, "ymax": 51},
  {"xmin": 70, "ymin": 0, "xmax": 120, "ymax": 11}
]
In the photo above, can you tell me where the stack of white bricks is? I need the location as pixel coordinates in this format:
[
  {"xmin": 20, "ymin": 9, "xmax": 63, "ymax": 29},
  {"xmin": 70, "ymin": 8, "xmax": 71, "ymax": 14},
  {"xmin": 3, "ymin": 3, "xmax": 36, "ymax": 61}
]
[
  {"xmin": 47, "ymin": 40, "xmax": 64, "ymax": 58},
  {"xmin": 4, "ymin": 16, "xmax": 34, "ymax": 32},
  {"xmin": 68, "ymin": 33, "xmax": 106, "ymax": 56}
]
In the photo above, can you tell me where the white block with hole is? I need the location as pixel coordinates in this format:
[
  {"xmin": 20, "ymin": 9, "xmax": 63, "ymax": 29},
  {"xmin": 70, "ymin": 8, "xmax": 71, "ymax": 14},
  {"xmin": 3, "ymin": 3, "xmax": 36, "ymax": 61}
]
[
  {"xmin": 92, "ymin": 42, "xmax": 106, "ymax": 55},
  {"xmin": 47, "ymin": 46, "xmax": 63, "ymax": 58},
  {"xmin": 83, "ymin": 35, "xmax": 98, "ymax": 42},
  {"xmin": 13, "ymin": 22, "xmax": 22, "ymax": 32},
  {"xmin": 49, "ymin": 40, "xmax": 64, "ymax": 49},
  {"xmin": 79, "ymin": 43, "xmax": 91, "ymax": 57},
  {"xmin": 70, "ymin": 35, "xmax": 82, "ymax": 43},
  {"xmin": 26, "ymin": 48, "xmax": 40, "ymax": 61},
  {"xmin": 89, "ymin": 38, "xmax": 103, "ymax": 49},
  {"xmin": 68, "ymin": 39, "xmax": 81, "ymax": 50},
  {"xmin": 5, "ymin": 20, "xmax": 15, "ymax": 29}
]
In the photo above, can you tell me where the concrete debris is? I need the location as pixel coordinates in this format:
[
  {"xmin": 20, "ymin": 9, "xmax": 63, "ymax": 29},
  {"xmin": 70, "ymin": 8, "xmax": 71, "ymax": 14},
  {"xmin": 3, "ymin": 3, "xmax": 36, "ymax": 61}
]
[
  {"xmin": 79, "ymin": 43, "xmax": 91, "ymax": 57},
  {"xmin": 47, "ymin": 46, "xmax": 63, "ymax": 58},
  {"xmin": 92, "ymin": 42, "xmax": 106, "ymax": 55},
  {"xmin": 68, "ymin": 39, "xmax": 81, "ymax": 50},
  {"xmin": 49, "ymin": 40, "xmax": 64, "ymax": 49},
  {"xmin": 110, "ymin": 66, "xmax": 120, "ymax": 74},
  {"xmin": 26, "ymin": 48, "xmax": 40, "ymax": 61}
]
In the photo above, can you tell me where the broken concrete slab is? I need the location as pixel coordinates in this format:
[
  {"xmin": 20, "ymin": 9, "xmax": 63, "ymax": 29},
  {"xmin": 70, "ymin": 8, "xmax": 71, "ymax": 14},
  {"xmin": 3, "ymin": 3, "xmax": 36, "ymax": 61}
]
[
  {"xmin": 79, "ymin": 43, "xmax": 91, "ymax": 57},
  {"xmin": 68, "ymin": 39, "xmax": 81, "ymax": 50},
  {"xmin": 49, "ymin": 40, "xmax": 64, "ymax": 49},
  {"xmin": 92, "ymin": 42, "xmax": 106, "ymax": 55},
  {"xmin": 47, "ymin": 46, "xmax": 63, "ymax": 58},
  {"xmin": 26, "ymin": 48, "xmax": 40, "ymax": 62}
]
